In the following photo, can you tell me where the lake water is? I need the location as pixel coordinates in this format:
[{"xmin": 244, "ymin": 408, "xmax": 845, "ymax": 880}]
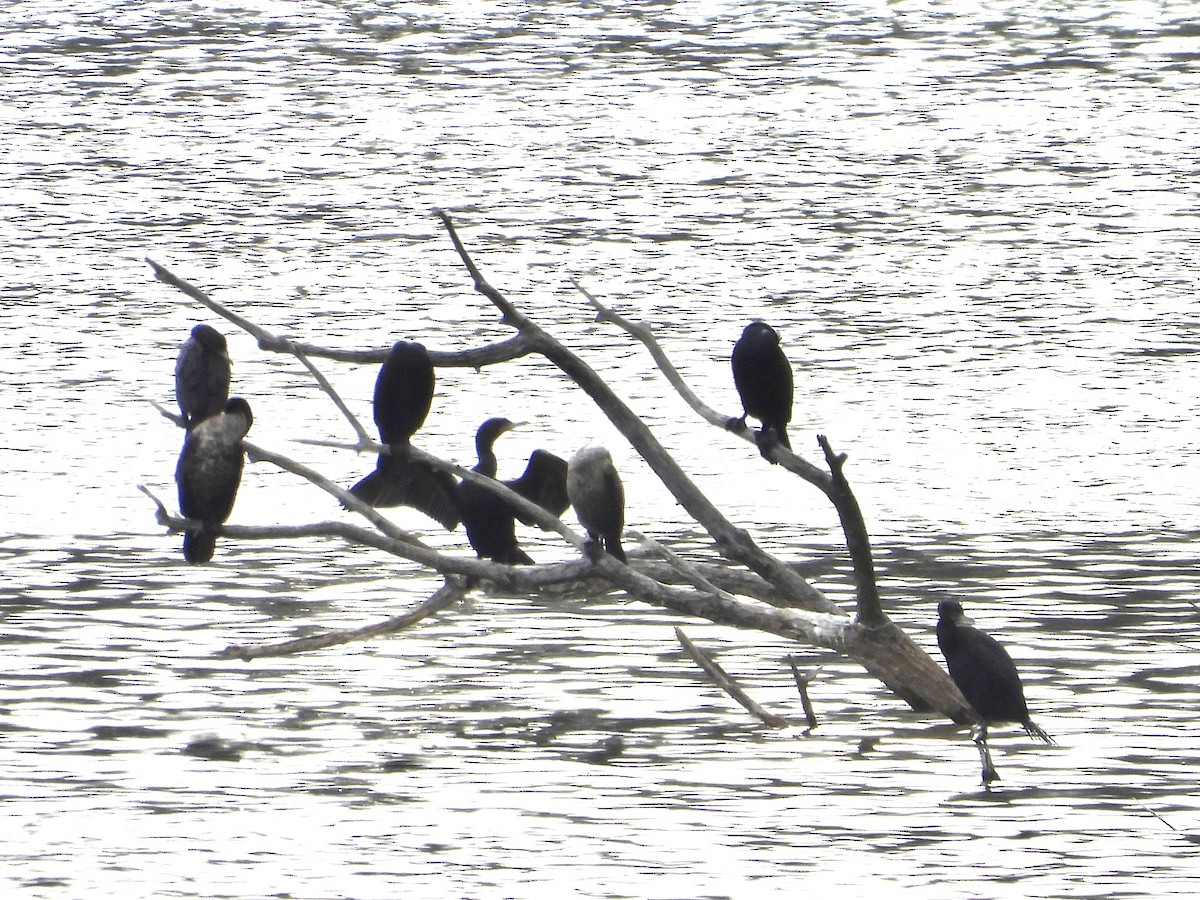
[{"xmin": 4, "ymin": 1, "xmax": 1200, "ymax": 897}]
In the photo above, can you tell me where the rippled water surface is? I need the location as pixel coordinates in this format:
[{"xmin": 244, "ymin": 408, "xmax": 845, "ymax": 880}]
[{"xmin": 5, "ymin": 1, "xmax": 1200, "ymax": 897}]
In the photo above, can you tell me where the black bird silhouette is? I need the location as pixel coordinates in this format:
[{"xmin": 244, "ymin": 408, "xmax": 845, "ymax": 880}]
[
  {"xmin": 730, "ymin": 320, "xmax": 793, "ymax": 455},
  {"xmin": 348, "ymin": 341, "xmax": 459, "ymax": 529},
  {"xmin": 566, "ymin": 445, "xmax": 626, "ymax": 563},
  {"xmin": 937, "ymin": 600, "xmax": 1053, "ymax": 783},
  {"xmin": 456, "ymin": 418, "xmax": 571, "ymax": 565},
  {"xmin": 175, "ymin": 397, "xmax": 252, "ymax": 563},
  {"xmin": 175, "ymin": 324, "xmax": 231, "ymax": 429},
  {"xmin": 508, "ymin": 449, "xmax": 570, "ymax": 527}
]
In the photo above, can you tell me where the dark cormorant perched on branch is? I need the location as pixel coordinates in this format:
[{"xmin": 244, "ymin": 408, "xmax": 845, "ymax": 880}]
[
  {"xmin": 936, "ymin": 600, "xmax": 1053, "ymax": 782},
  {"xmin": 175, "ymin": 323, "xmax": 231, "ymax": 429},
  {"xmin": 457, "ymin": 418, "xmax": 531, "ymax": 564},
  {"xmin": 175, "ymin": 397, "xmax": 252, "ymax": 563},
  {"xmin": 456, "ymin": 418, "xmax": 571, "ymax": 565},
  {"xmin": 348, "ymin": 341, "xmax": 459, "ymax": 530},
  {"xmin": 566, "ymin": 445, "xmax": 626, "ymax": 563},
  {"xmin": 730, "ymin": 320, "xmax": 793, "ymax": 455}
]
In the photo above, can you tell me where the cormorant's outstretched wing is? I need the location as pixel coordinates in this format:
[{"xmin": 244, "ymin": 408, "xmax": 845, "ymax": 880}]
[
  {"xmin": 507, "ymin": 449, "xmax": 570, "ymax": 527},
  {"xmin": 348, "ymin": 450, "xmax": 460, "ymax": 530}
]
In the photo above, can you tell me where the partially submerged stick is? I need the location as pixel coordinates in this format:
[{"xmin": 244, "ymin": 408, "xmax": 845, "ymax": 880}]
[
  {"xmin": 219, "ymin": 577, "xmax": 468, "ymax": 660},
  {"xmin": 676, "ymin": 627, "xmax": 789, "ymax": 728}
]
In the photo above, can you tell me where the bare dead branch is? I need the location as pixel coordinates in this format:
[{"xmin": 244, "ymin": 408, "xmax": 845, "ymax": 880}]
[
  {"xmin": 292, "ymin": 346, "xmax": 374, "ymax": 449},
  {"xmin": 137, "ymin": 484, "xmax": 171, "ymax": 523},
  {"xmin": 145, "ymin": 219, "xmax": 978, "ymax": 726},
  {"xmin": 219, "ymin": 576, "xmax": 468, "ymax": 660},
  {"xmin": 676, "ymin": 627, "xmax": 789, "ymax": 728},
  {"xmin": 817, "ymin": 434, "xmax": 884, "ymax": 626},
  {"xmin": 437, "ymin": 211, "xmax": 836, "ymax": 614},
  {"xmin": 570, "ymin": 277, "xmax": 835, "ymax": 493},
  {"xmin": 632, "ymin": 530, "xmax": 739, "ymax": 602},
  {"xmin": 146, "ymin": 256, "xmax": 534, "ymax": 367},
  {"xmin": 788, "ymin": 655, "xmax": 822, "ymax": 730}
]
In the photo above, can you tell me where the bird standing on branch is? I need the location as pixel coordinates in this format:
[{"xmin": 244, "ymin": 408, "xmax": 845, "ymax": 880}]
[
  {"xmin": 348, "ymin": 341, "xmax": 459, "ymax": 529},
  {"xmin": 175, "ymin": 397, "xmax": 252, "ymax": 563},
  {"xmin": 457, "ymin": 418, "xmax": 571, "ymax": 565},
  {"xmin": 175, "ymin": 323, "xmax": 231, "ymax": 429},
  {"xmin": 936, "ymin": 600, "xmax": 1053, "ymax": 783},
  {"xmin": 730, "ymin": 320, "xmax": 793, "ymax": 458},
  {"xmin": 567, "ymin": 445, "xmax": 626, "ymax": 563}
]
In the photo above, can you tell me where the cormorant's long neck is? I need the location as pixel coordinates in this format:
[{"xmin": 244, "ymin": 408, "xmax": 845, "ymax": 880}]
[{"xmin": 475, "ymin": 435, "xmax": 499, "ymax": 477}]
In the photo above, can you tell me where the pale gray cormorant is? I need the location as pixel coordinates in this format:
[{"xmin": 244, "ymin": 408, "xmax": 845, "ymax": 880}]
[
  {"xmin": 566, "ymin": 445, "xmax": 626, "ymax": 563},
  {"xmin": 175, "ymin": 397, "xmax": 252, "ymax": 563}
]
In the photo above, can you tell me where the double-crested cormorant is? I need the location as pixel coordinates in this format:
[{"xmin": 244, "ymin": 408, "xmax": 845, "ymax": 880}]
[
  {"xmin": 457, "ymin": 418, "xmax": 532, "ymax": 564},
  {"xmin": 730, "ymin": 320, "xmax": 793, "ymax": 454},
  {"xmin": 566, "ymin": 445, "xmax": 626, "ymax": 563},
  {"xmin": 937, "ymin": 600, "xmax": 1053, "ymax": 782},
  {"xmin": 175, "ymin": 323, "xmax": 231, "ymax": 429},
  {"xmin": 456, "ymin": 418, "xmax": 571, "ymax": 565},
  {"xmin": 175, "ymin": 397, "xmax": 252, "ymax": 563},
  {"xmin": 348, "ymin": 341, "xmax": 459, "ymax": 529}
]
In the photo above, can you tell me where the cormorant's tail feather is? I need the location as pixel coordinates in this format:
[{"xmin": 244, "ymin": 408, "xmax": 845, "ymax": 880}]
[
  {"xmin": 347, "ymin": 468, "xmax": 384, "ymax": 506},
  {"xmin": 1024, "ymin": 720, "xmax": 1054, "ymax": 745},
  {"xmin": 496, "ymin": 547, "xmax": 535, "ymax": 566},
  {"xmin": 604, "ymin": 537, "xmax": 626, "ymax": 563},
  {"xmin": 183, "ymin": 530, "xmax": 216, "ymax": 564}
]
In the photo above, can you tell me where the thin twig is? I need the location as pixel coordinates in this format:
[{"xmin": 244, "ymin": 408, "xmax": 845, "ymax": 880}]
[
  {"xmin": 632, "ymin": 530, "xmax": 737, "ymax": 602},
  {"xmin": 291, "ymin": 346, "xmax": 373, "ymax": 449},
  {"xmin": 675, "ymin": 627, "xmax": 789, "ymax": 728}
]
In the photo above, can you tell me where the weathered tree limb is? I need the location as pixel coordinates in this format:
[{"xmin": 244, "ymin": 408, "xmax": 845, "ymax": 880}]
[
  {"xmin": 570, "ymin": 276, "xmax": 834, "ymax": 493},
  {"xmin": 818, "ymin": 434, "xmax": 884, "ymax": 627},
  {"xmin": 146, "ymin": 220, "xmax": 976, "ymax": 725},
  {"xmin": 788, "ymin": 655, "xmax": 821, "ymax": 730},
  {"xmin": 219, "ymin": 577, "xmax": 469, "ymax": 660},
  {"xmin": 436, "ymin": 210, "xmax": 834, "ymax": 614},
  {"xmin": 676, "ymin": 627, "xmax": 789, "ymax": 728},
  {"xmin": 146, "ymin": 256, "xmax": 531, "ymax": 368}
]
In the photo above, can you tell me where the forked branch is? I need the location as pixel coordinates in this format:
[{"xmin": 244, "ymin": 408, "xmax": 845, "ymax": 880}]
[{"xmin": 146, "ymin": 215, "xmax": 974, "ymax": 724}]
